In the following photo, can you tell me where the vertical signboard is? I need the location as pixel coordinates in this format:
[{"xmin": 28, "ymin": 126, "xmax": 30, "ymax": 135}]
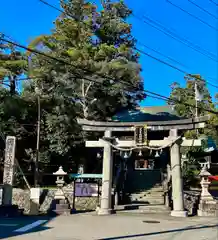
[
  {"xmin": 3, "ymin": 136, "xmax": 16, "ymax": 205},
  {"xmin": 134, "ymin": 125, "xmax": 148, "ymax": 145}
]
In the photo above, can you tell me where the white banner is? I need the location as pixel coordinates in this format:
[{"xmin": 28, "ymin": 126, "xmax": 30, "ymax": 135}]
[{"xmin": 195, "ymin": 84, "xmax": 202, "ymax": 102}]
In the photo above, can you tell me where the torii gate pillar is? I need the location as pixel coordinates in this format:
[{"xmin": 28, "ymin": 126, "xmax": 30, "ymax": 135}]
[
  {"xmin": 170, "ymin": 129, "xmax": 188, "ymax": 217},
  {"xmin": 98, "ymin": 130, "xmax": 114, "ymax": 215}
]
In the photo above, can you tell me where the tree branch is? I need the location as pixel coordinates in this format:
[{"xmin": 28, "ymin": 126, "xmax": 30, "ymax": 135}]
[
  {"xmin": 81, "ymin": 79, "xmax": 85, "ymax": 98},
  {"xmin": 85, "ymin": 82, "xmax": 93, "ymax": 97}
]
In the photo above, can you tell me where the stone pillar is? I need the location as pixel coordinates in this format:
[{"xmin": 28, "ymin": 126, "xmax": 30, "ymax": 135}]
[
  {"xmin": 3, "ymin": 136, "xmax": 16, "ymax": 205},
  {"xmin": 170, "ymin": 129, "xmax": 187, "ymax": 217},
  {"xmin": 98, "ymin": 130, "xmax": 113, "ymax": 215}
]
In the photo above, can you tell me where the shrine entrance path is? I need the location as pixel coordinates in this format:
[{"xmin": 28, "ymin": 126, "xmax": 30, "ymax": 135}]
[
  {"xmin": 0, "ymin": 215, "xmax": 52, "ymax": 239},
  {"xmin": 1, "ymin": 212, "xmax": 218, "ymax": 240}
]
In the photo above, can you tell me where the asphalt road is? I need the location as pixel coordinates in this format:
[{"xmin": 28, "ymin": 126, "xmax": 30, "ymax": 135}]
[{"xmin": 0, "ymin": 213, "xmax": 217, "ymax": 240}]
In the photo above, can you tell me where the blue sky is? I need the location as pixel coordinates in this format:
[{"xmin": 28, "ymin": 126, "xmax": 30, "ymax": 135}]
[{"xmin": 1, "ymin": 0, "xmax": 217, "ymax": 106}]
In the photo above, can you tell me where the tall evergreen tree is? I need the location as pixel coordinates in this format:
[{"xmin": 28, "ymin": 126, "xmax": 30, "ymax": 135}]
[
  {"xmin": 24, "ymin": 0, "xmax": 144, "ymax": 159},
  {"xmin": 28, "ymin": 0, "xmax": 144, "ymax": 120}
]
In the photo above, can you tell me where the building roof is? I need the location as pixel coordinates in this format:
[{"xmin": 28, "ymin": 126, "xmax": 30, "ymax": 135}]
[
  {"xmin": 112, "ymin": 105, "xmax": 181, "ymax": 122},
  {"xmin": 139, "ymin": 105, "xmax": 175, "ymax": 114}
]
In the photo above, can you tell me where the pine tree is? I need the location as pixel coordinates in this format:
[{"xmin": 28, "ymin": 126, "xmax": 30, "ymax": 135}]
[
  {"xmin": 21, "ymin": 0, "xmax": 144, "ymax": 174},
  {"xmin": 28, "ymin": 0, "xmax": 144, "ymax": 120}
]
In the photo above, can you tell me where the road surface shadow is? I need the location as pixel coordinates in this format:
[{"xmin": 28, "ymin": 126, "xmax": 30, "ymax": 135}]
[
  {"xmin": 98, "ymin": 223, "xmax": 218, "ymax": 240},
  {"xmin": 0, "ymin": 214, "xmax": 56, "ymax": 239}
]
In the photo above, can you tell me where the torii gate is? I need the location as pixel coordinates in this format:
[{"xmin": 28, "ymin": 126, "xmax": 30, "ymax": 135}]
[{"xmin": 77, "ymin": 115, "xmax": 209, "ymax": 217}]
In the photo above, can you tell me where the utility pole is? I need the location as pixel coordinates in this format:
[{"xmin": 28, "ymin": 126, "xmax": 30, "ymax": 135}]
[
  {"xmin": 194, "ymin": 80, "xmax": 202, "ymax": 136},
  {"xmin": 195, "ymin": 81, "xmax": 198, "ymax": 119},
  {"xmin": 34, "ymin": 89, "xmax": 40, "ymax": 187}
]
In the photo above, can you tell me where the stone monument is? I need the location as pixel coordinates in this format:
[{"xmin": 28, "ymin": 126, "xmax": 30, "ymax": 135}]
[
  {"xmin": 0, "ymin": 136, "xmax": 21, "ymax": 217},
  {"xmin": 3, "ymin": 136, "xmax": 16, "ymax": 205}
]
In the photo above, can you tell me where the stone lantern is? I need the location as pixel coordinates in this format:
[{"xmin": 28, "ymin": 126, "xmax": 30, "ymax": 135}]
[
  {"xmin": 53, "ymin": 166, "xmax": 67, "ymax": 200},
  {"xmin": 197, "ymin": 166, "xmax": 218, "ymax": 216},
  {"xmin": 199, "ymin": 166, "xmax": 213, "ymax": 201},
  {"xmin": 53, "ymin": 166, "xmax": 70, "ymax": 215}
]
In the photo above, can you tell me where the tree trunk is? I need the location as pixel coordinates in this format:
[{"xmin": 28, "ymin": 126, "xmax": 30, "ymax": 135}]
[{"xmin": 9, "ymin": 75, "xmax": 16, "ymax": 94}]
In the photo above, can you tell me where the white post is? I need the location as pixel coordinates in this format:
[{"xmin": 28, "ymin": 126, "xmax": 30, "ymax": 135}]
[
  {"xmin": 98, "ymin": 130, "xmax": 113, "ymax": 215},
  {"xmin": 170, "ymin": 129, "xmax": 188, "ymax": 217},
  {"xmin": 195, "ymin": 82, "xmax": 198, "ymax": 119},
  {"xmin": 29, "ymin": 188, "xmax": 41, "ymax": 215}
]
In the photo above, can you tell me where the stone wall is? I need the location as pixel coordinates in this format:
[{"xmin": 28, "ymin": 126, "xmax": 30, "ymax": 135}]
[
  {"xmin": 12, "ymin": 187, "xmax": 99, "ymax": 214},
  {"xmin": 8, "ymin": 187, "xmax": 201, "ymax": 215},
  {"xmin": 12, "ymin": 188, "xmax": 30, "ymax": 214},
  {"xmin": 183, "ymin": 190, "xmax": 200, "ymax": 216}
]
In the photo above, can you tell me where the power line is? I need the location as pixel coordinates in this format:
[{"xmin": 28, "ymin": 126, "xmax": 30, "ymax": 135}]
[
  {"xmin": 1, "ymin": 36, "xmax": 217, "ymax": 115},
  {"xmin": 38, "ymin": 0, "xmax": 192, "ymax": 69},
  {"xmin": 37, "ymin": 0, "xmax": 218, "ymax": 89},
  {"xmin": 41, "ymin": 0, "xmax": 216, "ymax": 61},
  {"xmin": 135, "ymin": 47, "xmax": 218, "ymax": 90},
  {"xmin": 134, "ymin": 13, "xmax": 218, "ymax": 83},
  {"xmin": 39, "ymin": 0, "xmax": 64, "ymax": 15},
  {"xmin": 38, "ymin": 0, "xmax": 218, "ymax": 88},
  {"xmin": 166, "ymin": 0, "xmax": 218, "ymax": 31},
  {"xmin": 41, "ymin": 0, "xmax": 213, "ymax": 70},
  {"xmin": 0, "ymin": 37, "xmax": 111, "ymax": 85},
  {"xmin": 209, "ymin": 0, "xmax": 218, "ymax": 7},
  {"xmin": 187, "ymin": 0, "xmax": 218, "ymax": 20},
  {"xmin": 39, "ymin": 0, "xmax": 218, "ymax": 64},
  {"xmin": 2, "ymin": 30, "xmax": 218, "ymax": 94},
  {"xmin": 133, "ymin": 14, "xmax": 217, "ymax": 62},
  {"xmin": 144, "ymin": 89, "xmax": 218, "ymax": 115},
  {"xmin": 2, "ymin": 1, "xmax": 218, "ymax": 114},
  {"xmin": 0, "ymin": 24, "xmax": 185, "ymax": 84},
  {"xmin": 146, "ymin": 93, "xmax": 170, "ymax": 102},
  {"xmin": 137, "ymin": 41, "xmax": 187, "ymax": 68}
]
